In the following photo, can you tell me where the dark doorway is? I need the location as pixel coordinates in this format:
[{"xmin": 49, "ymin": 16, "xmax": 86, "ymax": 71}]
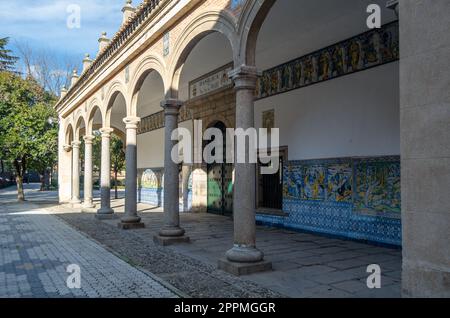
[
  {"xmin": 206, "ymin": 121, "xmax": 233, "ymax": 216},
  {"xmin": 257, "ymin": 154, "xmax": 284, "ymax": 211}
]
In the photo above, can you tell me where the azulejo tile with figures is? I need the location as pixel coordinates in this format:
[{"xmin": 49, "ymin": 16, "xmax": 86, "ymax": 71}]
[
  {"xmin": 271, "ymin": 156, "xmax": 401, "ymax": 246},
  {"xmin": 256, "ymin": 21, "xmax": 399, "ymax": 100}
]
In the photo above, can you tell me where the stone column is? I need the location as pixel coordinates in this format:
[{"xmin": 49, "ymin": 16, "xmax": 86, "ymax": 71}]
[
  {"xmin": 219, "ymin": 65, "xmax": 271, "ymax": 276},
  {"xmin": 82, "ymin": 135, "xmax": 95, "ymax": 209},
  {"xmin": 153, "ymin": 99, "xmax": 189, "ymax": 245},
  {"xmin": 119, "ymin": 117, "xmax": 144, "ymax": 229},
  {"xmin": 96, "ymin": 127, "xmax": 115, "ymax": 218},
  {"xmin": 70, "ymin": 141, "xmax": 81, "ymax": 206}
]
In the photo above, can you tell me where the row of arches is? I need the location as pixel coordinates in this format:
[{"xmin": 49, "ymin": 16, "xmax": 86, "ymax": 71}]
[
  {"xmin": 58, "ymin": 0, "xmax": 393, "ymax": 270},
  {"xmin": 59, "ymin": 0, "xmax": 281, "ymax": 269},
  {"xmin": 62, "ymin": 0, "xmax": 277, "ymax": 140}
]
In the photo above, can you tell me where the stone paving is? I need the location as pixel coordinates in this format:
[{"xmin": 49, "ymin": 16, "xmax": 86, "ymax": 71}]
[
  {"xmin": 0, "ymin": 185, "xmax": 178, "ymax": 298},
  {"xmin": 54, "ymin": 196, "xmax": 402, "ymax": 298},
  {"xmin": 1, "ymin": 184, "xmax": 403, "ymax": 298}
]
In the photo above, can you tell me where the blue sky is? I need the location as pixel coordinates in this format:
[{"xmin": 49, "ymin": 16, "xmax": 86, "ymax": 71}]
[{"xmin": 0, "ymin": 0, "xmax": 126, "ymax": 68}]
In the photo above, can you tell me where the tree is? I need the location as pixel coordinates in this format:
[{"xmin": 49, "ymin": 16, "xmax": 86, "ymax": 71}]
[
  {"xmin": 0, "ymin": 71, "xmax": 57, "ymax": 201},
  {"xmin": 110, "ymin": 134, "xmax": 125, "ymax": 199},
  {"xmin": 14, "ymin": 41, "xmax": 77, "ymax": 96},
  {"xmin": 0, "ymin": 37, "xmax": 18, "ymax": 72},
  {"xmin": 28, "ymin": 104, "xmax": 58, "ymax": 191}
]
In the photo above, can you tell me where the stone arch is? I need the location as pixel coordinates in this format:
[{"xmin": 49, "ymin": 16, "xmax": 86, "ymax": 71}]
[
  {"xmin": 167, "ymin": 9, "xmax": 238, "ymax": 98},
  {"xmin": 74, "ymin": 109, "xmax": 87, "ymax": 141},
  {"xmin": 86, "ymin": 100, "xmax": 103, "ymax": 136},
  {"xmin": 129, "ymin": 54, "xmax": 167, "ymax": 117},
  {"xmin": 204, "ymin": 115, "xmax": 233, "ymax": 133},
  {"xmin": 105, "ymin": 82, "xmax": 127, "ymax": 128},
  {"xmin": 65, "ymin": 122, "xmax": 74, "ymax": 145},
  {"xmin": 236, "ymin": 0, "xmax": 276, "ymax": 66}
]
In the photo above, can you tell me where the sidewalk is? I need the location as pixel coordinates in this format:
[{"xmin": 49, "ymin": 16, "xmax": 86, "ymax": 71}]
[{"xmin": 0, "ymin": 184, "xmax": 179, "ymax": 298}]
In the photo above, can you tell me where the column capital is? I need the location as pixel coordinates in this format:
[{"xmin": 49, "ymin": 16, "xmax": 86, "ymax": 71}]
[
  {"xmin": 71, "ymin": 141, "xmax": 81, "ymax": 149},
  {"xmin": 161, "ymin": 99, "xmax": 183, "ymax": 116},
  {"xmin": 123, "ymin": 116, "xmax": 141, "ymax": 130},
  {"xmin": 229, "ymin": 65, "xmax": 261, "ymax": 90},
  {"xmin": 99, "ymin": 127, "xmax": 114, "ymax": 137},
  {"xmin": 63, "ymin": 144, "xmax": 72, "ymax": 152},
  {"xmin": 83, "ymin": 135, "xmax": 95, "ymax": 144}
]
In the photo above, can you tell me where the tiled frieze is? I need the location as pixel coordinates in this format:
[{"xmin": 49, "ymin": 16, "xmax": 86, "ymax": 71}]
[
  {"xmin": 256, "ymin": 21, "xmax": 399, "ymax": 100},
  {"xmin": 137, "ymin": 105, "xmax": 192, "ymax": 135}
]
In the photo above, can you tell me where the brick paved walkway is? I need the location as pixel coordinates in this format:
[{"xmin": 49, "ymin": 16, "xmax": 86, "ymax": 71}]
[{"xmin": 0, "ymin": 185, "xmax": 178, "ymax": 298}]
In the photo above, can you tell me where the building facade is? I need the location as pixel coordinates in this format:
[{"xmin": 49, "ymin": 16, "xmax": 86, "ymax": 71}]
[{"xmin": 55, "ymin": 0, "xmax": 450, "ymax": 297}]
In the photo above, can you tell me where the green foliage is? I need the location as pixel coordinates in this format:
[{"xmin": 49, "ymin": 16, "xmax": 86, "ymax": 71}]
[
  {"xmin": 0, "ymin": 71, "xmax": 57, "ymax": 199},
  {"xmin": 93, "ymin": 131, "xmax": 102, "ymax": 172},
  {"xmin": 111, "ymin": 134, "xmax": 125, "ymax": 174},
  {"xmin": 110, "ymin": 134, "xmax": 125, "ymax": 199},
  {"xmin": 80, "ymin": 130, "xmax": 102, "ymax": 173},
  {"xmin": 0, "ymin": 37, "xmax": 18, "ymax": 72}
]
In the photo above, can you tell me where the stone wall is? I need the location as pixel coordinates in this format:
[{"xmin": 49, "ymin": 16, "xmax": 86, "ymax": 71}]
[{"xmin": 400, "ymin": 0, "xmax": 450, "ymax": 297}]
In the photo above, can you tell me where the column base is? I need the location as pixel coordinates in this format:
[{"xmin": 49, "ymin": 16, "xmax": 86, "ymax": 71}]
[
  {"xmin": 225, "ymin": 245, "xmax": 265, "ymax": 263},
  {"xmin": 81, "ymin": 202, "xmax": 96, "ymax": 212},
  {"xmin": 70, "ymin": 199, "xmax": 81, "ymax": 208},
  {"xmin": 159, "ymin": 226, "xmax": 186, "ymax": 237},
  {"xmin": 118, "ymin": 222, "xmax": 145, "ymax": 230},
  {"xmin": 218, "ymin": 258, "xmax": 272, "ymax": 276},
  {"xmin": 95, "ymin": 208, "xmax": 117, "ymax": 220},
  {"xmin": 153, "ymin": 235, "xmax": 190, "ymax": 246},
  {"xmin": 118, "ymin": 215, "xmax": 144, "ymax": 229}
]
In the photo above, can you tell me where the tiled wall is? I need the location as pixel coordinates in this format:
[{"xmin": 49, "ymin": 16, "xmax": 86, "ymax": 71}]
[
  {"xmin": 257, "ymin": 156, "xmax": 402, "ymax": 246},
  {"xmin": 138, "ymin": 168, "xmax": 192, "ymax": 212},
  {"xmin": 138, "ymin": 157, "xmax": 401, "ymax": 246}
]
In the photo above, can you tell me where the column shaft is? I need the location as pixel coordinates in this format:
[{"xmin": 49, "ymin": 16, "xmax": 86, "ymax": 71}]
[
  {"xmin": 83, "ymin": 135, "xmax": 94, "ymax": 209},
  {"xmin": 226, "ymin": 66, "xmax": 264, "ymax": 263},
  {"xmin": 71, "ymin": 141, "xmax": 81, "ymax": 204},
  {"xmin": 120, "ymin": 117, "xmax": 144, "ymax": 228},
  {"xmin": 97, "ymin": 127, "xmax": 114, "ymax": 215},
  {"xmin": 156, "ymin": 99, "xmax": 188, "ymax": 240}
]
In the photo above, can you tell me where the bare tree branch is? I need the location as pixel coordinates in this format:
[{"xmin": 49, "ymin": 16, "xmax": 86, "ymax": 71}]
[{"xmin": 14, "ymin": 40, "xmax": 79, "ymax": 96}]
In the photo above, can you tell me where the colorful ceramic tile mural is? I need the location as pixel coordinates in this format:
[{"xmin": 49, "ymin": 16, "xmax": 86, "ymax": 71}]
[
  {"xmin": 302, "ymin": 165, "xmax": 326, "ymax": 201},
  {"xmin": 256, "ymin": 21, "xmax": 399, "ymax": 99},
  {"xmin": 283, "ymin": 157, "xmax": 400, "ymax": 214},
  {"xmin": 284, "ymin": 164, "xmax": 303, "ymax": 200},
  {"xmin": 141, "ymin": 169, "xmax": 159, "ymax": 189},
  {"xmin": 327, "ymin": 163, "xmax": 352, "ymax": 203},
  {"xmin": 354, "ymin": 159, "xmax": 401, "ymax": 214},
  {"xmin": 277, "ymin": 157, "xmax": 402, "ymax": 246}
]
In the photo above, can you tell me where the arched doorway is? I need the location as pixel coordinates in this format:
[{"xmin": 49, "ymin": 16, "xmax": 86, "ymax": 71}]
[{"xmin": 205, "ymin": 121, "xmax": 233, "ymax": 216}]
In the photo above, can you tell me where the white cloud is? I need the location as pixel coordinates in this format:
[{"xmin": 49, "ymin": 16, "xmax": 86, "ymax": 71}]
[{"xmin": 0, "ymin": 0, "xmax": 135, "ymax": 58}]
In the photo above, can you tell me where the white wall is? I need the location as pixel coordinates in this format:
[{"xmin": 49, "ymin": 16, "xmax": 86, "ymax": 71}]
[
  {"xmin": 178, "ymin": 32, "xmax": 233, "ymax": 101},
  {"xmin": 256, "ymin": 0, "xmax": 397, "ymax": 71},
  {"xmin": 137, "ymin": 128, "xmax": 164, "ymax": 168},
  {"xmin": 137, "ymin": 120, "xmax": 193, "ymax": 169},
  {"xmin": 255, "ymin": 62, "xmax": 400, "ymax": 161}
]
